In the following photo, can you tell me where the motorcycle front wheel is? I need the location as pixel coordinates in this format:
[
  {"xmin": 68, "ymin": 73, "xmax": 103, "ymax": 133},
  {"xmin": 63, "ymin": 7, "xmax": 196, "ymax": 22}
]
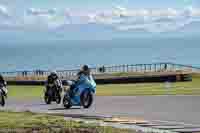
[
  {"xmin": 63, "ymin": 94, "xmax": 72, "ymax": 109},
  {"xmin": 56, "ymin": 93, "xmax": 61, "ymax": 104},
  {"xmin": 80, "ymin": 90, "xmax": 94, "ymax": 109},
  {"xmin": 0, "ymin": 93, "xmax": 5, "ymax": 107},
  {"xmin": 44, "ymin": 89, "xmax": 52, "ymax": 104}
]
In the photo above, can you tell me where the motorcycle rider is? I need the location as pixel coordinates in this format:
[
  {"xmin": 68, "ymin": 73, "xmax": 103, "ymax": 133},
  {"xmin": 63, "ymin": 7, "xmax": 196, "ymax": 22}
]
[
  {"xmin": 68, "ymin": 65, "xmax": 96, "ymax": 96},
  {"xmin": 45, "ymin": 71, "xmax": 63, "ymax": 94},
  {"xmin": 0, "ymin": 74, "xmax": 8, "ymax": 98}
]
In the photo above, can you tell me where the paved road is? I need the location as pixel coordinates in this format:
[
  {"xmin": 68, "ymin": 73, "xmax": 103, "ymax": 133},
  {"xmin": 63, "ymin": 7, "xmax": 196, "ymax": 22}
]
[{"xmin": 2, "ymin": 96, "xmax": 200, "ymax": 126}]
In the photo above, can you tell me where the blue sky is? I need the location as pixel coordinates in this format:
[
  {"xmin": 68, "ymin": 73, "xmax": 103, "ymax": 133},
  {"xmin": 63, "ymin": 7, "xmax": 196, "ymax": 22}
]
[
  {"xmin": 0, "ymin": 0, "xmax": 200, "ymax": 42},
  {"xmin": 1, "ymin": 0, "xmax": 198, "ymax": 9},
  {"xmin": 0, "ymin": 0, "xmax": 195, "ymax": 11}
]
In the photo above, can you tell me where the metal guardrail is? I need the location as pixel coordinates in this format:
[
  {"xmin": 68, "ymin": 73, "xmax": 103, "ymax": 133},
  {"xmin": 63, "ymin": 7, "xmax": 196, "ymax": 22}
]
[{"xmin": 1, "ymin": 62, "xmax": 200, "ymax": 80}]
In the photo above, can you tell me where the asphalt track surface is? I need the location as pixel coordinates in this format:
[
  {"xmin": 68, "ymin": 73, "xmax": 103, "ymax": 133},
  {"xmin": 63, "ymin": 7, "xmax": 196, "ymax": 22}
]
[{"xmin": 2, "ymin": 96, "xmax": 200, "ymax": 126}]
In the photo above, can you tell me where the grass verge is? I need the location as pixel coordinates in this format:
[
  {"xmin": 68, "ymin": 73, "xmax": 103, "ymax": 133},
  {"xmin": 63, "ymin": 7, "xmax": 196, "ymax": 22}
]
[
  {"xmin": 0, "ymin": 111, "xmax": 134, "ymax": 133},
  {"xmin": 7, "ymin": 74, "xmax": 200, "ymax": 98}
]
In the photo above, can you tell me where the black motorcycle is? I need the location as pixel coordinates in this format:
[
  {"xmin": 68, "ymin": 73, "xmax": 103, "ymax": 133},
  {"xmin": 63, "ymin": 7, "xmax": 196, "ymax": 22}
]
[
  {"xmin": 0, "ymin": 84, "xmax": 7, "ymax": 107},
  {"xmin": 44, "ymin": 83, "xmax": 61, "ymax": 104}
]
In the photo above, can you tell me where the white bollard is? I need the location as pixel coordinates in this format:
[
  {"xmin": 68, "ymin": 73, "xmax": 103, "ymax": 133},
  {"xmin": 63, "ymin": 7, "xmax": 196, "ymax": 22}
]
[{"xmin": 164, "ymin": 81, "xmax": 172, "ymax": 95}]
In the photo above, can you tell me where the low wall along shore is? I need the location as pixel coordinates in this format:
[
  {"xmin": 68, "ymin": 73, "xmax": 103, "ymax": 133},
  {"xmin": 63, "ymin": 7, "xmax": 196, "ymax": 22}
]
[
  {"xmin": 1, "ymin": 62, "xmax": 198, "ymax": 85},
  {"xmin": 6, "ymin": 72, "xmax": 192, "ymax": 85}
]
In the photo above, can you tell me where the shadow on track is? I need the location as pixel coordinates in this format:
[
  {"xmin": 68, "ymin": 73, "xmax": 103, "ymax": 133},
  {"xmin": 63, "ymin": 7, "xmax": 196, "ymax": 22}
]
[
  {"xmin": 48, "ymin": 107, "xmax": 81, "ymax": 111},
  {"xmin": 25, "ymin": 103, "xmax": 49, "ymax": 107}
]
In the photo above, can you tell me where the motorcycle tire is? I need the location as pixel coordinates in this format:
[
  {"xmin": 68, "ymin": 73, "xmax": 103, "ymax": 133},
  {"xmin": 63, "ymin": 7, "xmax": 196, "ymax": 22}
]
[
  {"xmin": 80, "ymin": 90, "xmax": 93, "ymax": 109},
  {"xmin": 44, "ymin": 90, "xmax": 52, "ymax": 104},
  {"xmin": 56, "ymin": 93, "xmax": 61, "ymax": 104},
  {"xmin": 63, "ymin": 94, "xmax": 72, "ymax": 109},
  {"xmin": 0, "ymin": 93, "xmax": 5, "ymax": 107}
]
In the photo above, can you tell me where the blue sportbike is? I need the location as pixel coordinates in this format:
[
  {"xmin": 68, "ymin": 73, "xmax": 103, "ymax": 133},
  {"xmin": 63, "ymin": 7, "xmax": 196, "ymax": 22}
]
[{"xmin": 63, "ymin": 75, "xmax": 96, "ymax": 109}]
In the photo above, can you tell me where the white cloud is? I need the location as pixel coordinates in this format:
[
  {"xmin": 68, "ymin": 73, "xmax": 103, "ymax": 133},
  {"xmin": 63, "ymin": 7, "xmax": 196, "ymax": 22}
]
[
  {"xmin": 0, "ymin": 5, "xmax": 9, "ymax": 18},
  {"xmin": 0, "ymin": 5, "xmax": 21, "ymax": 30},
  {"xmin": 23, "ymin": 15, "xmax": 66, "ymax": 30},
  {"xmin": 87, "ymin": 12, "xmax": 123, "ymax": 25},
  {"xmin": 183, "ymin": 6, "xmax": 200, "ymax": 17},
  {"xmin": 64, "ymin": 9, "xmax": 72, "ymax": 24},
  {"xmin": 150, "ymin": 8, "xmax": 179, "ymax": 18},
  {"xmin": 112, "ymin": 6, "xmax": 180, "ymax": 18},
  {"xmin": 83, "ymin": 7, "xmax": 200, "ymax": 33},
  {"xmin": 0, "ymin": 6, "xmax": 200, "ymax": 33},
  {"xmin": 26, "ymin": 8, "xmax": 57, "ymax": 16},
  {"xmin": 115, "ymin": 18, "xmax": 200, "ymax": 33},
  {"xmin": 55, "ymin": 7, "xmax": 200, "ymax": 33},
  {"xmin": 23, "ymin": 8, "xmax": 68, "ymax": 30},
  {"xmin": 116, "ymin": 24, "xmax": 148, "ymax": 31}
]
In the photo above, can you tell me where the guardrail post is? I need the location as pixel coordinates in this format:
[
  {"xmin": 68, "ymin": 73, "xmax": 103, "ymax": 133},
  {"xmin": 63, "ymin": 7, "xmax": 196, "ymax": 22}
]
[
  {"xmin": 149, "ymin": 64, "xmax": 151, "ymax": 72},
  {"xmin": 164, "ymin": 63, "xmax": 167, "ymax": 71},
  {"xmin": 160, "ymin": 63, "xmax": 162, "ymax": 71},
  {"xmin": 141, "ymin": 64, "xmax": 143, "ymax": 72},
  {"xmin": 173, "ymin": 64, "xmax": 175, "ymax": 72},
  {"xmin": 136, "ymin": 64, "xmax": 138, "ymax": 72},
  {"xmin": 131, "ymin": 65, "xmax": 134, "ymax": 72}
]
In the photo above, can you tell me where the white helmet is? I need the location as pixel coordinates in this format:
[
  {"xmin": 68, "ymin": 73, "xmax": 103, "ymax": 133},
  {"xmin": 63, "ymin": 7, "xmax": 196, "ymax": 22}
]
[{"xmin": 50, "ymin": 70, "xmax": 57, "ymax": 75}]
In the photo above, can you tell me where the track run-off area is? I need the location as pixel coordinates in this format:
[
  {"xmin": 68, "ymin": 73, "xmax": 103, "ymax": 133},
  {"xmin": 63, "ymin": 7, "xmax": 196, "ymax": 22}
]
[
  {"xmin": 1, "ymin": 73, "xmax": 200, "ymax": 132},
  {"xmin": 1, "ymin": 96, "xmax": 200, "ymax": 133}
]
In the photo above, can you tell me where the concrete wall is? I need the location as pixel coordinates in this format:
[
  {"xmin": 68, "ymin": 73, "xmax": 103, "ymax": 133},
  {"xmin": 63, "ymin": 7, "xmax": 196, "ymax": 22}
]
[{"xmin": 7, "ymin": 74, "xmax": 192, "ymax": 86}]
